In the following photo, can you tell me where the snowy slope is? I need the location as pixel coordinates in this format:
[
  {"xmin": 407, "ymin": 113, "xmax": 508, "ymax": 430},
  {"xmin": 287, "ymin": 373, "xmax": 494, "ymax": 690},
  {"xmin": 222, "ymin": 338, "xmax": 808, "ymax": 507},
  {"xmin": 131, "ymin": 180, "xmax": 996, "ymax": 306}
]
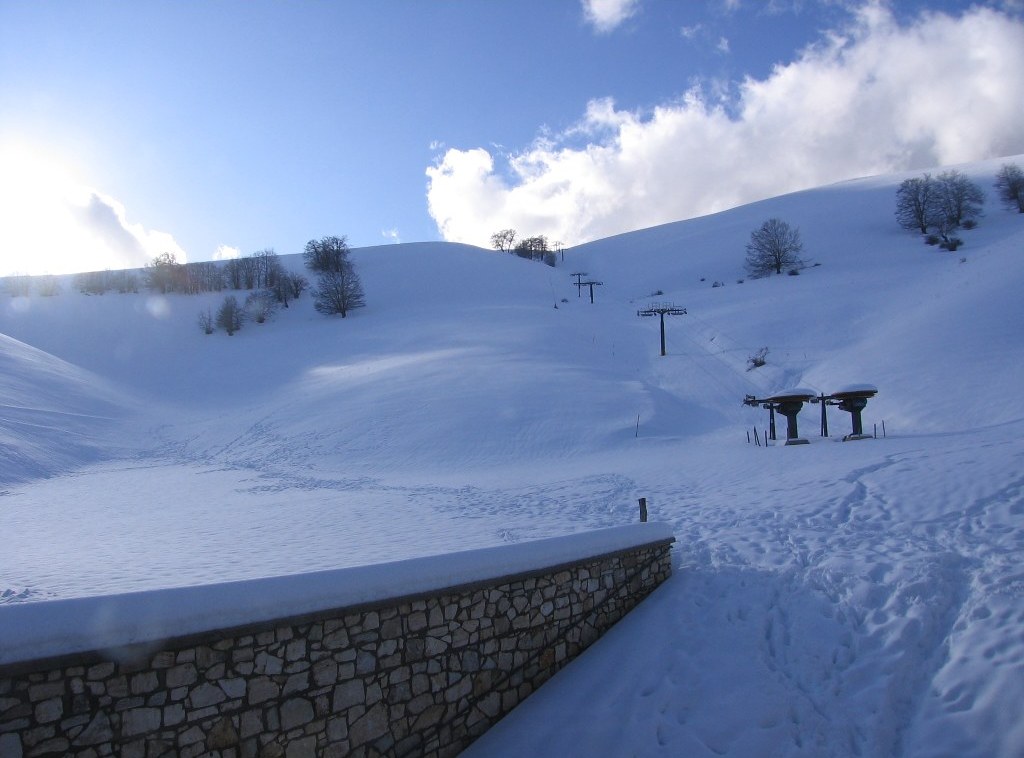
[
  {"xmin": 0, "ymin": 331, "xmax": 135, "ymax": 487},
  {"xmin": 2, "ymin": 155, "xmax": 1023, "ymax": 756}
]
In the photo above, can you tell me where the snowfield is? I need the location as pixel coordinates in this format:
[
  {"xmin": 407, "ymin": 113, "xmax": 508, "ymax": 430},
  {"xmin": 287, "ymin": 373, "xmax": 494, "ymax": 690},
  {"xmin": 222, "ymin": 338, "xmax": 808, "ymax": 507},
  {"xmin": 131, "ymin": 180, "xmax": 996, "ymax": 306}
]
[{"xmin": 2, "ymin": 155, "xmax": 1023, "ymax": 756}]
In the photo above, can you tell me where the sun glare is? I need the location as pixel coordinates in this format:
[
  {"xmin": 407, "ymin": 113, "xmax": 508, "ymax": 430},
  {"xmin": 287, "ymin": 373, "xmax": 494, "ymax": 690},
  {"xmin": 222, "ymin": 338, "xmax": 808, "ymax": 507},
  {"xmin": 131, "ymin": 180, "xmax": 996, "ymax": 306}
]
[{"xmin": 0, "ymin": 143, "xmax": 167, "ymax": 278}]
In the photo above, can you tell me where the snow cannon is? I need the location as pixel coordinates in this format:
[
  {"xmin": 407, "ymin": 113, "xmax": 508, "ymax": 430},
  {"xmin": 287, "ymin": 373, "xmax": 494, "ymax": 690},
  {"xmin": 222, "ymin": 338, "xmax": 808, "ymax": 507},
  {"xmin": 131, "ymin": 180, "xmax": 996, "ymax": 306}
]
[
  {"xmin": 743, "ymin": 388, "xmax": 816, "ymax": 445},
  {"xmin": 830, "ymin": 384, "xmax": 878, "ymax": 441}
]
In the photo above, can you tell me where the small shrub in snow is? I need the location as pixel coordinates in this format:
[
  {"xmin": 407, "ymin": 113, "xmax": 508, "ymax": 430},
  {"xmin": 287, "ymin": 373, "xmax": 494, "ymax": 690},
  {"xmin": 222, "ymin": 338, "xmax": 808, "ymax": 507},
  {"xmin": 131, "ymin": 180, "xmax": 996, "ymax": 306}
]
[
  {"xmin": 961, "ymin": 218, "xmax": 977, "ymax": 230},
  {"xmin": 747, "ymin": 347, "xmax": 768, "ymax": 371},
  {"xmin": 216, "ymin": 295, "xmax": 244, "ymax": 336},
  {"xmin": 712, "ymin": 281, "xmax": 724, "ymax": 288},
  {"xmin": 925, "ymin": 234, "xmax": 941, "ymax": 246},
  {"xmin": 737, "ymin": 279, "xmax": 744, "ymax": 284},
  {"xmin": 245, "ymin": 290, "xmax": 278, "ymax": 324},
  {"xmin": 788, "ymin": 268, "xmax": 800, "ymax": 276},
  {"xmin": 287, "ymin": 273, "xmax": 309, "ymax": 300},
  {"xmin": 198, "ymin": 309, "xmax": 214, "ymax": 335},
  {"xmin": 939, "ymin": 237, "xmax": 963, "ymax": 251}
]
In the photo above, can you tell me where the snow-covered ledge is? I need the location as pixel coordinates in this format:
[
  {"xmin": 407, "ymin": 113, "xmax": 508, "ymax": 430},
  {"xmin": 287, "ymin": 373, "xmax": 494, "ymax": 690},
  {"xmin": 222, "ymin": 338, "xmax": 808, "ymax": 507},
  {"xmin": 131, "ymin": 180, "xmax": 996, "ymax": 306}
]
[
  {"xmin": 0, "ymin": 522, "xmax": 673, "ymax": 667},
  {"xmin": 0, "ymin": 523, "xmax": 674, "ymax": 757}
]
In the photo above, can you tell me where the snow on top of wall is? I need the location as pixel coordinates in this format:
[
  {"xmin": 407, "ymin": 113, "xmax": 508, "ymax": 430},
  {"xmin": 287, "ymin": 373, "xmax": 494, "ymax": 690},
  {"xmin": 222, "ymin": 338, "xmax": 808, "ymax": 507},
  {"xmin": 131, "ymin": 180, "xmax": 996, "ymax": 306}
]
[{"xmin": 0, "ymin": 522, "xmax": 673, "ymax": 666}]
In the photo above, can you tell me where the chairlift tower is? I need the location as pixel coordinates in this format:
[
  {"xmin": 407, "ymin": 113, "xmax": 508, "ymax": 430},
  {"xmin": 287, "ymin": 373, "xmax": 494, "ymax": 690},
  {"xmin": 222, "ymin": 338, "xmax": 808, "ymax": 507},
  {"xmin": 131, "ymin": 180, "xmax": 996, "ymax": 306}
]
[
  {"xmin": 637, "ymin": 303, "xmax": 687, "ymax": 356},
  {"xmin": 580, "ymin": 280, "xmax": 603, "ymax": 304},
  {"xmin": 571, "ymin": 272, "xmax": 589, "ymax": 298},
  {"xmin": 829, "ymin": 386, "xmax": 878, "ymax": 440},
  {"xmin": 744, "ymin": 389, "xmax": 816, "ymax": 444}
]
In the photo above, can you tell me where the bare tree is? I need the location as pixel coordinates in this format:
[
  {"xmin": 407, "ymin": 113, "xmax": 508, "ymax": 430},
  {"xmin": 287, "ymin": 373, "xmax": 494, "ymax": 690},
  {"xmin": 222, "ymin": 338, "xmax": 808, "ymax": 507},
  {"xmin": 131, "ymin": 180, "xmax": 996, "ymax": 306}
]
[
  {"xmin": 75, "ymin": 270, "xmax": 112, "ymax": 295},
  {"xmin": 304, "ymin": 236, "xmax": 351, "ymax": 274},
  {"xmin": 895, "ymin": 174, "xmax": 935, "ymax": 234},
  {"xmin": 249, "ymin": 249, "xmax": 283, "ymax": 289},
  {"xmin": 515, "ymin": 235, "xmax": 546, "ymax": 259},
  {"xmin": 3, "ymin": 274, "xmax": 32, "ymax": 297},
  {"xmin": 183, "ymin": 261, "xmax": 225, "ymax": 294},
  {"xmin": 35, "ymin": 275, "xmax": 61, "ymax": 296},
  {"xmin": 744, "ymin": 218, "xmax": 804, "ymax": 277},
  {"xmin": 933, "ymin": 170, "xmax": 984, "ymax": 229},
  {"xmin": 287, "ymin": 273, "xmax": 309, "ymax": 299},
  {"xmin": 239, "ymin": 256, "xmax": 259, "ymax": 290},
  {"xmin": 269, "ymin": 269, "xmax": 306, "ymax": 308},
  {"xmin": 312, "ymin": 262, "xmax": 365, "ymax": 318},
  {"xmin": 112, "ymin": 270, "xmax": 138, "ymax": 293},
  {"xmin": 490, "ymin": 229, "xmax": 517, "ymax": 254},
  {"xmin": 271, "ymin": 275, "xmax": 292, "ymax": 308},
  {"xmin": 994, "ymin": 162, "xmax": 1024, "ymax": 213},
  {"xmin": 145, "ymin": 252, "xmax": 186, "ymax": 293},
  {"xmin": 223, "ymin": 258, "xmax": 244, "ymax": 290},
  {"xmin": 513, "ymin": 235, "xmax": 556, "ymax": 266}
]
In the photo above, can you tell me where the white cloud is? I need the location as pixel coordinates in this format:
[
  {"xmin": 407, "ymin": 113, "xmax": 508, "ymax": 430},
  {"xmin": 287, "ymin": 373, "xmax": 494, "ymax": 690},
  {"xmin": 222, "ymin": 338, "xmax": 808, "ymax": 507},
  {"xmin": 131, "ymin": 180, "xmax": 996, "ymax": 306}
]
[
  {"xmin": 426, "ymin": 5, "xmax": 1024, "ymax": 248},
  {"xmin": 717, "ymin": 36, "xmax": 731, "ymax": 53},
  {"xmin": 581, "ymin": 0, "xmax": 640, "ymax": 33},
  {"xmin": 382, "ymin": 228, "xmax": 401, "ymax": 244},
  {"xmin": 73, "ymin": 192, "xmax": 185, "ymax": 268},
  {"xmin": 680, "ymin": 23, "xmax": 703, "ymax": 40},
  {"xmin": 213, "ymin": 245, "xmax": 241, "ymax": 261},
  {"xmin": 0, "ymin": 143, "xmax": 186, "ymax": 276}
]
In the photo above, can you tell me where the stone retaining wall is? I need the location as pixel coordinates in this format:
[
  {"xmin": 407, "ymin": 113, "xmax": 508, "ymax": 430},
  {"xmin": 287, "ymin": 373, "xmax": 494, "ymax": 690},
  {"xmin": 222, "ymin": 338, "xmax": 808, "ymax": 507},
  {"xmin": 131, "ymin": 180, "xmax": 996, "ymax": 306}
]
[{"xmin": 0, "ymin": 535, "xmax": 674, "ymax": 758}]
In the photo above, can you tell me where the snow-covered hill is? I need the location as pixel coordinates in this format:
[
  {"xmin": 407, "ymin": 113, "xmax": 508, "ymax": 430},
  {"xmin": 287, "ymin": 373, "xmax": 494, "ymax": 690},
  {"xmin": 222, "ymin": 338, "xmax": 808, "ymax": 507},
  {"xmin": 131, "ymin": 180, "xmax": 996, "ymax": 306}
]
[{"xmin": 2, "ymin": 155, "xmax": 1022, "ymax": 756}]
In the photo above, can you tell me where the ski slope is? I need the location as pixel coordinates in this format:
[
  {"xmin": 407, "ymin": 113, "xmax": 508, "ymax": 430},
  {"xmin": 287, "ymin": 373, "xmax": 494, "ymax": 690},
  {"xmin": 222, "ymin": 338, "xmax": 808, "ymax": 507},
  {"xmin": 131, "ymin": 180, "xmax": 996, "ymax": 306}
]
[{"xmin": 2, "ymin": 156, "xmax": 1023, "ymax": 756}]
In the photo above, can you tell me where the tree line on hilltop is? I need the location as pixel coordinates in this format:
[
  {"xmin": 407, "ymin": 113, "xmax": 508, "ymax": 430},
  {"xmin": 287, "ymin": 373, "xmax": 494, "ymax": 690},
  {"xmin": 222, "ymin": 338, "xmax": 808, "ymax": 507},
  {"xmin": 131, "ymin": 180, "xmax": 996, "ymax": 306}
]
[
  {"xmin": 4, "ymin": 162, "xmax": 1020, "ymax": 311},
  {"xmin": 742, "ymin": 163, "xmax": 1022, "ymax": 281},
  {"xmin": 0, "ymin": 236, "xmax": 366, "ymax": 338},
  {"xmin": 489, "ymin": 229, "xmax": 563, "ymax": 267}
]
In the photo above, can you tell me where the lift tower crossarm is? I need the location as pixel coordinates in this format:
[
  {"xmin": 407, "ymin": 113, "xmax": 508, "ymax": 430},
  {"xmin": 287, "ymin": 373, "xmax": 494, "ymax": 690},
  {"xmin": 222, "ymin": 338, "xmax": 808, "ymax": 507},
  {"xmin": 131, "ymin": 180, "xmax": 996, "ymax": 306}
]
[{"xmin": 637, "ymin": 303, "xmax": 687, "ymax": 356}]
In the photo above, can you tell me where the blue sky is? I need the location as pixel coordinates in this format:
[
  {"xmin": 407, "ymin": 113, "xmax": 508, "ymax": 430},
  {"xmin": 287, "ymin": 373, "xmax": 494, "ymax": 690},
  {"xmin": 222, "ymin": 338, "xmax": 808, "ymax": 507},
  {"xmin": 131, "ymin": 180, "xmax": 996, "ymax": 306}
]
[{"xmin": 1, "ymin": 0, "xmax": 1022, "ymax": 275}]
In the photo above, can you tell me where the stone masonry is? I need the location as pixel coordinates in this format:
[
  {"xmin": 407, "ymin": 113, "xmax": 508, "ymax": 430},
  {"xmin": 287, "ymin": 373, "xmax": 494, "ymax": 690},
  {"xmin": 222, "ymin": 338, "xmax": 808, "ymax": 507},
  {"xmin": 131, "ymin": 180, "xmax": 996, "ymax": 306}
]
[{"xmin": 0, "ymin": 537, "xmax": 674, "ymax": 758}]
